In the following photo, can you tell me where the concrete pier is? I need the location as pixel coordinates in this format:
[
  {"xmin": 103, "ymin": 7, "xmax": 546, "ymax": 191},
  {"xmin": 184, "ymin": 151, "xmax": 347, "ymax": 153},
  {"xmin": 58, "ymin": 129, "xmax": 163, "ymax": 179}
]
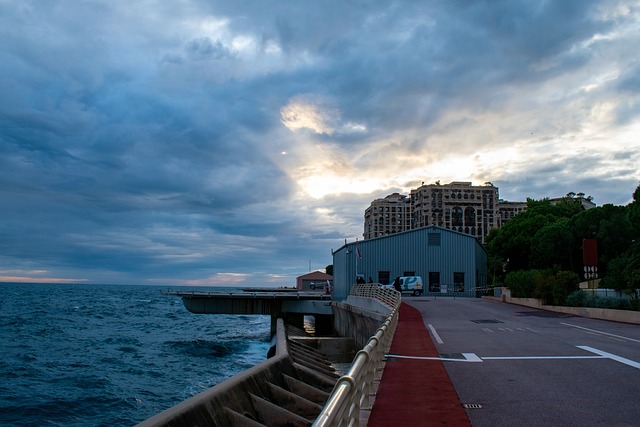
[{"xmin": 167, "ymin": 290, "xmax": 334, "ymax": 334}]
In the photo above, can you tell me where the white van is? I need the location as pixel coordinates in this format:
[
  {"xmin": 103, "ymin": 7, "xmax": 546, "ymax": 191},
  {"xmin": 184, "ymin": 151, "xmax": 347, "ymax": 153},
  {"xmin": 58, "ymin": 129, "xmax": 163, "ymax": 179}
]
[{"xmin": 382, "ymin": 276, "xmax": 424, "ymax": 296}]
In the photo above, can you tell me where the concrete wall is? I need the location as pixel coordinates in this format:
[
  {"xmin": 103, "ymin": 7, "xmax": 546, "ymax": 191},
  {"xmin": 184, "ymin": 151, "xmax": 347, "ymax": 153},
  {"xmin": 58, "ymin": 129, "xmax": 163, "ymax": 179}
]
[
  {"xmin": 136, "ymin": 320, "xmax": 298, "ymax": 427},
  {"xmin": 484, "ymin": 294, "xmax": 640, "ymax": 325},
  {"xmin": 331, "ymin": 300, "xmax": 389, "ymax": 349}
]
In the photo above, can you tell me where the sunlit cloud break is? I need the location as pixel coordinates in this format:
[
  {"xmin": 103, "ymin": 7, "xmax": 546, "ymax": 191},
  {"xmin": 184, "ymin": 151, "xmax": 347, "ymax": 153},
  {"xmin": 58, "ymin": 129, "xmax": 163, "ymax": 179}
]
[{"xmin": 0, "ymin": 0, "xmax": 638, "ymax": 286}]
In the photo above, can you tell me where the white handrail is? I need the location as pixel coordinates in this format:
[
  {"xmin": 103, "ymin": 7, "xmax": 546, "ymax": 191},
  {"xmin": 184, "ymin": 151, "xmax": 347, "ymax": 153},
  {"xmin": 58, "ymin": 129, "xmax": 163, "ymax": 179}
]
[{"xmin": 312, "ymin": 284, "xmax": 400, "ymax": 427}]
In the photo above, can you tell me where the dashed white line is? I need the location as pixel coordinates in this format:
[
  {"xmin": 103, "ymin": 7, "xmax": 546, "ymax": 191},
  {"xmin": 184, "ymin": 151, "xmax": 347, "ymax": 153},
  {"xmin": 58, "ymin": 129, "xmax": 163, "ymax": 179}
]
[
  {"xmin": 561, "ymin": 323, "xmax": 640, "ymax": 343},
  {"xmin": 428, "ymin": 324, "xmax": 444, "ymax": 344}
]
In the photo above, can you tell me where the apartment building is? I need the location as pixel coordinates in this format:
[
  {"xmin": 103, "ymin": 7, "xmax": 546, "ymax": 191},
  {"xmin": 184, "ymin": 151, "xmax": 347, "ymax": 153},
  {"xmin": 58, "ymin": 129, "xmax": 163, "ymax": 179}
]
[
  {"xmin": 364, "ymin": 181, "xmax": 529, "ymax": 244},
  {"xmin": 363, "ymin": 193, "xmax": 412, "ymax": 239},
  {"xmin": 411, "ymin": 181, "xmax": 500, "ymax": 243},
  {"xmin": 497, "ymin": 200, "xmax": 528, "ymax": 226}
]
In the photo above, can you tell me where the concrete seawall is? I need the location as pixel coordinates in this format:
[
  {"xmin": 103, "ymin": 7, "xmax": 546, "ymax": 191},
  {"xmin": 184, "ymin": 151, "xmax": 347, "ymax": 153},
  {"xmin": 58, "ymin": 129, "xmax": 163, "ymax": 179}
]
[
  {"xmin": 137, "ymin": 297, "xmax": 392, "ymax": 426},
  {"xmin": 136, "ymin": 318, "xmax": 336, "ymax": 427},
  {"xmin": 332, "ymin": 297, "xmax": 389, "ymax": 349}
]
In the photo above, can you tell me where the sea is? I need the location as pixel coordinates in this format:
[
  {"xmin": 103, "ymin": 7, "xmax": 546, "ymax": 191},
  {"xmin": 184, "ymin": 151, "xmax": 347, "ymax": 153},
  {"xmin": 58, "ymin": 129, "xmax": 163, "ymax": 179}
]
[{"xmin": 0, "ymin": 283, "xmax": 272, "ymax": 427}]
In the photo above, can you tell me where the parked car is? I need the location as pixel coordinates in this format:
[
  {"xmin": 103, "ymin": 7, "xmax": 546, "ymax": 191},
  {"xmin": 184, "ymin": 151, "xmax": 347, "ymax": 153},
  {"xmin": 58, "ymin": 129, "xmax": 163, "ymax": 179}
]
[{"xmin": 381, "ymin": 276, "xmax": 424, "ymax": 296}]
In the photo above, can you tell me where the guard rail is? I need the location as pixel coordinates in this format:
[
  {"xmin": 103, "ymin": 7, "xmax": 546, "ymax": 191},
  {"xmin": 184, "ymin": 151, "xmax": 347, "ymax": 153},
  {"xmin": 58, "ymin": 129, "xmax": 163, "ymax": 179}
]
[{"xmin": 312, "ymin": 283, "xmax": 401, "ymax": 427}]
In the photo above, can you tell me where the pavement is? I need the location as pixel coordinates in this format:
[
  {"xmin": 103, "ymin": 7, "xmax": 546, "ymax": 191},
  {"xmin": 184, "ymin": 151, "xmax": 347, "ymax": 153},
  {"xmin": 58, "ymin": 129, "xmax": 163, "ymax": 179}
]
[{"xmin": 367, "ymin": 302, "xmax": 471, "ymax": 426}]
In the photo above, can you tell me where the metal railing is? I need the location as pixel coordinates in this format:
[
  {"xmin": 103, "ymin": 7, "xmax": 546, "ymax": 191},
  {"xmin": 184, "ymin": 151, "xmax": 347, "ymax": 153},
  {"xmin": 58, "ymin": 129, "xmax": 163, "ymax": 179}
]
[
  {"xmin": 312, "ymin": 284, "xmax": 401, "ymax": 427},
  {"xmin": 347, "ymin": 282, "xmax": 400, "ymax": 310}
]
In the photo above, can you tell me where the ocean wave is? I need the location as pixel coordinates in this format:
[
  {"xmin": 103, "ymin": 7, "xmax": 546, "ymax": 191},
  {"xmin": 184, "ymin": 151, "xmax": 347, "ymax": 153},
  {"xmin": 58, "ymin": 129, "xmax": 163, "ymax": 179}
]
[
  {"xmin": 166, "ymin": 339, "xmax": 247, "ymax": 358},
  {"xmin": 0, "ymin": 283, "xmax": 271, "ymax": 426},
  {"xmin": 0, "ymin": 395, "xmax": 125, "ymax": 427}
]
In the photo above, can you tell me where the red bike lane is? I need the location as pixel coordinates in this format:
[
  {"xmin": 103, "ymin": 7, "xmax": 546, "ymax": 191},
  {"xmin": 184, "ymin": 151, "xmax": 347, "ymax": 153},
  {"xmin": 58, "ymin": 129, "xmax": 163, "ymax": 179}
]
[{"xmin": 367, "ymin": 303, "xmax": 471, "ymax": 426}]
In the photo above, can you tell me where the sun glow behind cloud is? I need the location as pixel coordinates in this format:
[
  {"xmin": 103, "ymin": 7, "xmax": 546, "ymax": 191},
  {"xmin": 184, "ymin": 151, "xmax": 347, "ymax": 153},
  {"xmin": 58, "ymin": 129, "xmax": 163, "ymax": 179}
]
[
  {"xmin": 281, "ymin": 95, "xmax": 337, "ymax": 135},
  {"xmin": 297, "ymin": 172, "xmax": 384, "ymax": 199},
  {"xmin": 1, "ymin": 1, "xmax": 639, "ymax": 286}
]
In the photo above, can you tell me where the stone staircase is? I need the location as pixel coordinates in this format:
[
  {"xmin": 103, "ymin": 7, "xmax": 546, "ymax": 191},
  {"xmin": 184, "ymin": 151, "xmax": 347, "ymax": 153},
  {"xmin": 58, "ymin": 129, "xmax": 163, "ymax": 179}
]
[{"xmin": 136, "ymin": 319, "xmax": 345, "ymax": 427}]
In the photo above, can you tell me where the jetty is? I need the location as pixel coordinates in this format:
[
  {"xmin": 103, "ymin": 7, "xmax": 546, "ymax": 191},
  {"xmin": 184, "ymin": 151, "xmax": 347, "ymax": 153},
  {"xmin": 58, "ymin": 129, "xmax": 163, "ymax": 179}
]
[{"xmin": 166, "ymin": 289, "xmax": 334, "ymax": 334}]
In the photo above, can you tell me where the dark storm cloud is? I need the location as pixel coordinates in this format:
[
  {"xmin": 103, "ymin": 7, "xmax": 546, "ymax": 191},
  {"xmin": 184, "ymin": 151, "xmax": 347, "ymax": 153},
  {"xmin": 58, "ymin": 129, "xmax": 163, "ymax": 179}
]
[{"xmin": 0, "ymin": 0, "xmax": 638, "ymax": 284}]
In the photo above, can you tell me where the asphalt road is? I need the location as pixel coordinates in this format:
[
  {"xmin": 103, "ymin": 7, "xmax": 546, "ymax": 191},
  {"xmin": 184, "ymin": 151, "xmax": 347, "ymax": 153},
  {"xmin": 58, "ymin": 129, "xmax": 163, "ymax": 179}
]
[{"xmin": 404, "ymin": 297, "xmax": 640, "ymax": 427}]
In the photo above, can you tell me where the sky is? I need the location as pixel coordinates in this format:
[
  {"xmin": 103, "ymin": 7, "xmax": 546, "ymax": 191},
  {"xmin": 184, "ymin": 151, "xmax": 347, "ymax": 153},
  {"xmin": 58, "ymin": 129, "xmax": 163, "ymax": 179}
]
[{"xmin": 1, "ymin": 1, "xmax": 639, "ymax": 287}]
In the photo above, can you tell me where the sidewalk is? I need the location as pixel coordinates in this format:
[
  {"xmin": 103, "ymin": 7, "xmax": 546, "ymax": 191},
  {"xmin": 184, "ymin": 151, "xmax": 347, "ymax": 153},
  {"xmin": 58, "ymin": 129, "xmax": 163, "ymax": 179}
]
[{"xmin": 367, "ymin": 303, "xmax": 471, "ymax": 426}]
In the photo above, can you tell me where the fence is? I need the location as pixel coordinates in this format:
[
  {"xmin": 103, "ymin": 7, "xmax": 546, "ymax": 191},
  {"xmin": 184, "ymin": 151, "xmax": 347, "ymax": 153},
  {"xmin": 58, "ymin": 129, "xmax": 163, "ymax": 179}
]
[
  {"xmin": 312, "ymin": 284, "xmax": 400, "ymax": 427},
  {"xmin": 422, "ymin": 284, "xmax": 491, "ymax": 298}
]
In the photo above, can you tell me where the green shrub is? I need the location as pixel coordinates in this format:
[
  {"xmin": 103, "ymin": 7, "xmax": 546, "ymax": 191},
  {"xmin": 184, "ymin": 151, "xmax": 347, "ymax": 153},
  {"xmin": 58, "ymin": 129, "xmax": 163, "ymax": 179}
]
[
  {"xmin": 566, "ymin": 290, "xmax": 587, "ymax": 307},
  {"xmin": 551, "ymin": 270, "xmax": 580, "ymax": 305},
  {"xmin": 505, "ymin": 270, "xmax": 542, "ymax": 298},
  {"xmin": 532, "ymin": 270, "xmax": 552, "ymax": 303},
  {"xmin": 565, "ymin": 290, "xmax": 639, "ymax": 311}
]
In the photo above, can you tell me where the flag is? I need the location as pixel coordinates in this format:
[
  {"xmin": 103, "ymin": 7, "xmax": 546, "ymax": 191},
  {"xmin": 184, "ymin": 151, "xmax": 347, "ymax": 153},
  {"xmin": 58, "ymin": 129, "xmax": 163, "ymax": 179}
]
[{"xmin": 356, "ymin": 239, "xmax": 362, "ymax": 258}]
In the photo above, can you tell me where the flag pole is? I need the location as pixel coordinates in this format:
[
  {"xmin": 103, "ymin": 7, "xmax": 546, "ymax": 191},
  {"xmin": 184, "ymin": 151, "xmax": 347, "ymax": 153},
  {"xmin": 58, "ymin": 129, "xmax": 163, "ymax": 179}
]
[{"xmin": 355, "ymin": 238, "xmax": 359, "ymax": 280}]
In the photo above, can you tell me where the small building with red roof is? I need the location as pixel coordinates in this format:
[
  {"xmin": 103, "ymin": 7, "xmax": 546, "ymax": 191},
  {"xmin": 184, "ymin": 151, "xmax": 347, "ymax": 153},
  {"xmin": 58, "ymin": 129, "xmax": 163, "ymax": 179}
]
[{"xmin": 296, "ymin": 271, "xmax": 333, "ymax": 292}]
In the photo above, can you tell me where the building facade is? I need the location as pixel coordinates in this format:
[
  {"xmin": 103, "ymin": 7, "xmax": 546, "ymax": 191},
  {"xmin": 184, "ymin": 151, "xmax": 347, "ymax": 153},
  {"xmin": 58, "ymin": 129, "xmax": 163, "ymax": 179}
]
[
  {"xmin": 411, "ymin": 181, "xmax": 500, "ymax": 244},
  {"xmin": 363, "ymin": 193, "xmax": 412, "ymax": 239},
  {"xmin": 363, "ymin": 181, "xmax": 513, "ymax": 244},
  {"xmin": 497, "ymin": 200, "xmax": 528, "ymax": 226},
  {"xmin": 333, "ymin": 226, "xmax": 487, "ymax": 301}
]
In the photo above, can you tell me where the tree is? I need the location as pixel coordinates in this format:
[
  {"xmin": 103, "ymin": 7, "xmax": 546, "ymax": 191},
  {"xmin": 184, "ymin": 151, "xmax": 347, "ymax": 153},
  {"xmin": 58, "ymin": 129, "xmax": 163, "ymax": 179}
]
[
  {"xmin": 602, "ymin": 257, "xmax": 628, "ymax": 291},
  {"xmin": 569, "ymin": 204, "xmax": 633, "ymax": 278},
  {"xmin": 487, "ymin": 199, "xmax": 581, "ymax": 272},
  {"xmin": 325, "ymin": 264, "xmax": 333, "ymax": 276},
  {"xmin": 489, "ymin": 185, "xmax": 640, "ymax": 307},
  {"xmin": 597, "ymin": 205, "xmax": 633, "ymax": 265},
  {"xmin": 530, "ymin": 218, "xmax": 574, "ymax": 271},
  {"xmin": 628, "ymin": 184, "xmax": 640, "ymax": 239}
]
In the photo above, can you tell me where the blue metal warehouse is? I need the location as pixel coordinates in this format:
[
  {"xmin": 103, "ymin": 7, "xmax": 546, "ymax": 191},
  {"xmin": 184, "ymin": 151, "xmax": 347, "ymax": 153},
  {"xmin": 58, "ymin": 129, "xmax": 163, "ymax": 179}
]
[{"xmin": 332, "ymin": 226, "xmax": 487, "ymax": 301}]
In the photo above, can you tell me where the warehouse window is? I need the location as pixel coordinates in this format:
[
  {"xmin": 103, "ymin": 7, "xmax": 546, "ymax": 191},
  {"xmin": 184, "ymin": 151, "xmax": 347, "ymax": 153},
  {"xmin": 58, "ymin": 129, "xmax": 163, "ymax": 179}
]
[
  {"xmin": 378, "ymin": 271, "xmax": 390, "ymax": 285},
  {"xmin": 454, "ymin": 272, "xmax": 465, "ymax": 292},
  {"xmin": 428, "ymin": 233, "xmax": 441, "ymax": 246},
  {"xmin": 428, "ymin": 272, "xmax": 440, "ymax": 292}
]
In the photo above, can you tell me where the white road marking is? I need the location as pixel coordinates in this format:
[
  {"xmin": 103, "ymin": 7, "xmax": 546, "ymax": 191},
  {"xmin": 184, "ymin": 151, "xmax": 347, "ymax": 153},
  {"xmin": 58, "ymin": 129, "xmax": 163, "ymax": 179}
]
[
  {"xmin": 583, "ymin": 331, "xmax": 626, "ymax": 342},
  {"xmin": 561, "ymin": 323, "xmax": 640, "ymax": 343},
  {"xmin": 428, "ymin": 324, "xmax": 444, "ymax": 344},
  {"xmin": 386, "ymin": 346, "xmax": 640, "ymax": 368},
  {"xmin": 386, "ymin": 353, "xmax": 482, "ymax": 362},
  {"xmin": 481, "ymin": 355, "xmax": 605, "ymax": 360},
  {"xmin": 462, "ymin": 353, "xmax": 482, "ymax": 362},
  {"xmin": 577, "ymin": 346, "xmax": 640, "ymax": 370},
  {"xmin": 386, "ymin": 354, "xmax": 454, "ymax": 361}
]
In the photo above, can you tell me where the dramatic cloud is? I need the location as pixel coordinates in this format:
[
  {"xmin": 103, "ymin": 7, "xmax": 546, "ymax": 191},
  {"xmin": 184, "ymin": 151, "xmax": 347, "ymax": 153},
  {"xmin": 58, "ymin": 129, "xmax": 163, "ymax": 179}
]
[{"xmin": 1, "ymin": 0, "xmax": 639, "ymax": 286}]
